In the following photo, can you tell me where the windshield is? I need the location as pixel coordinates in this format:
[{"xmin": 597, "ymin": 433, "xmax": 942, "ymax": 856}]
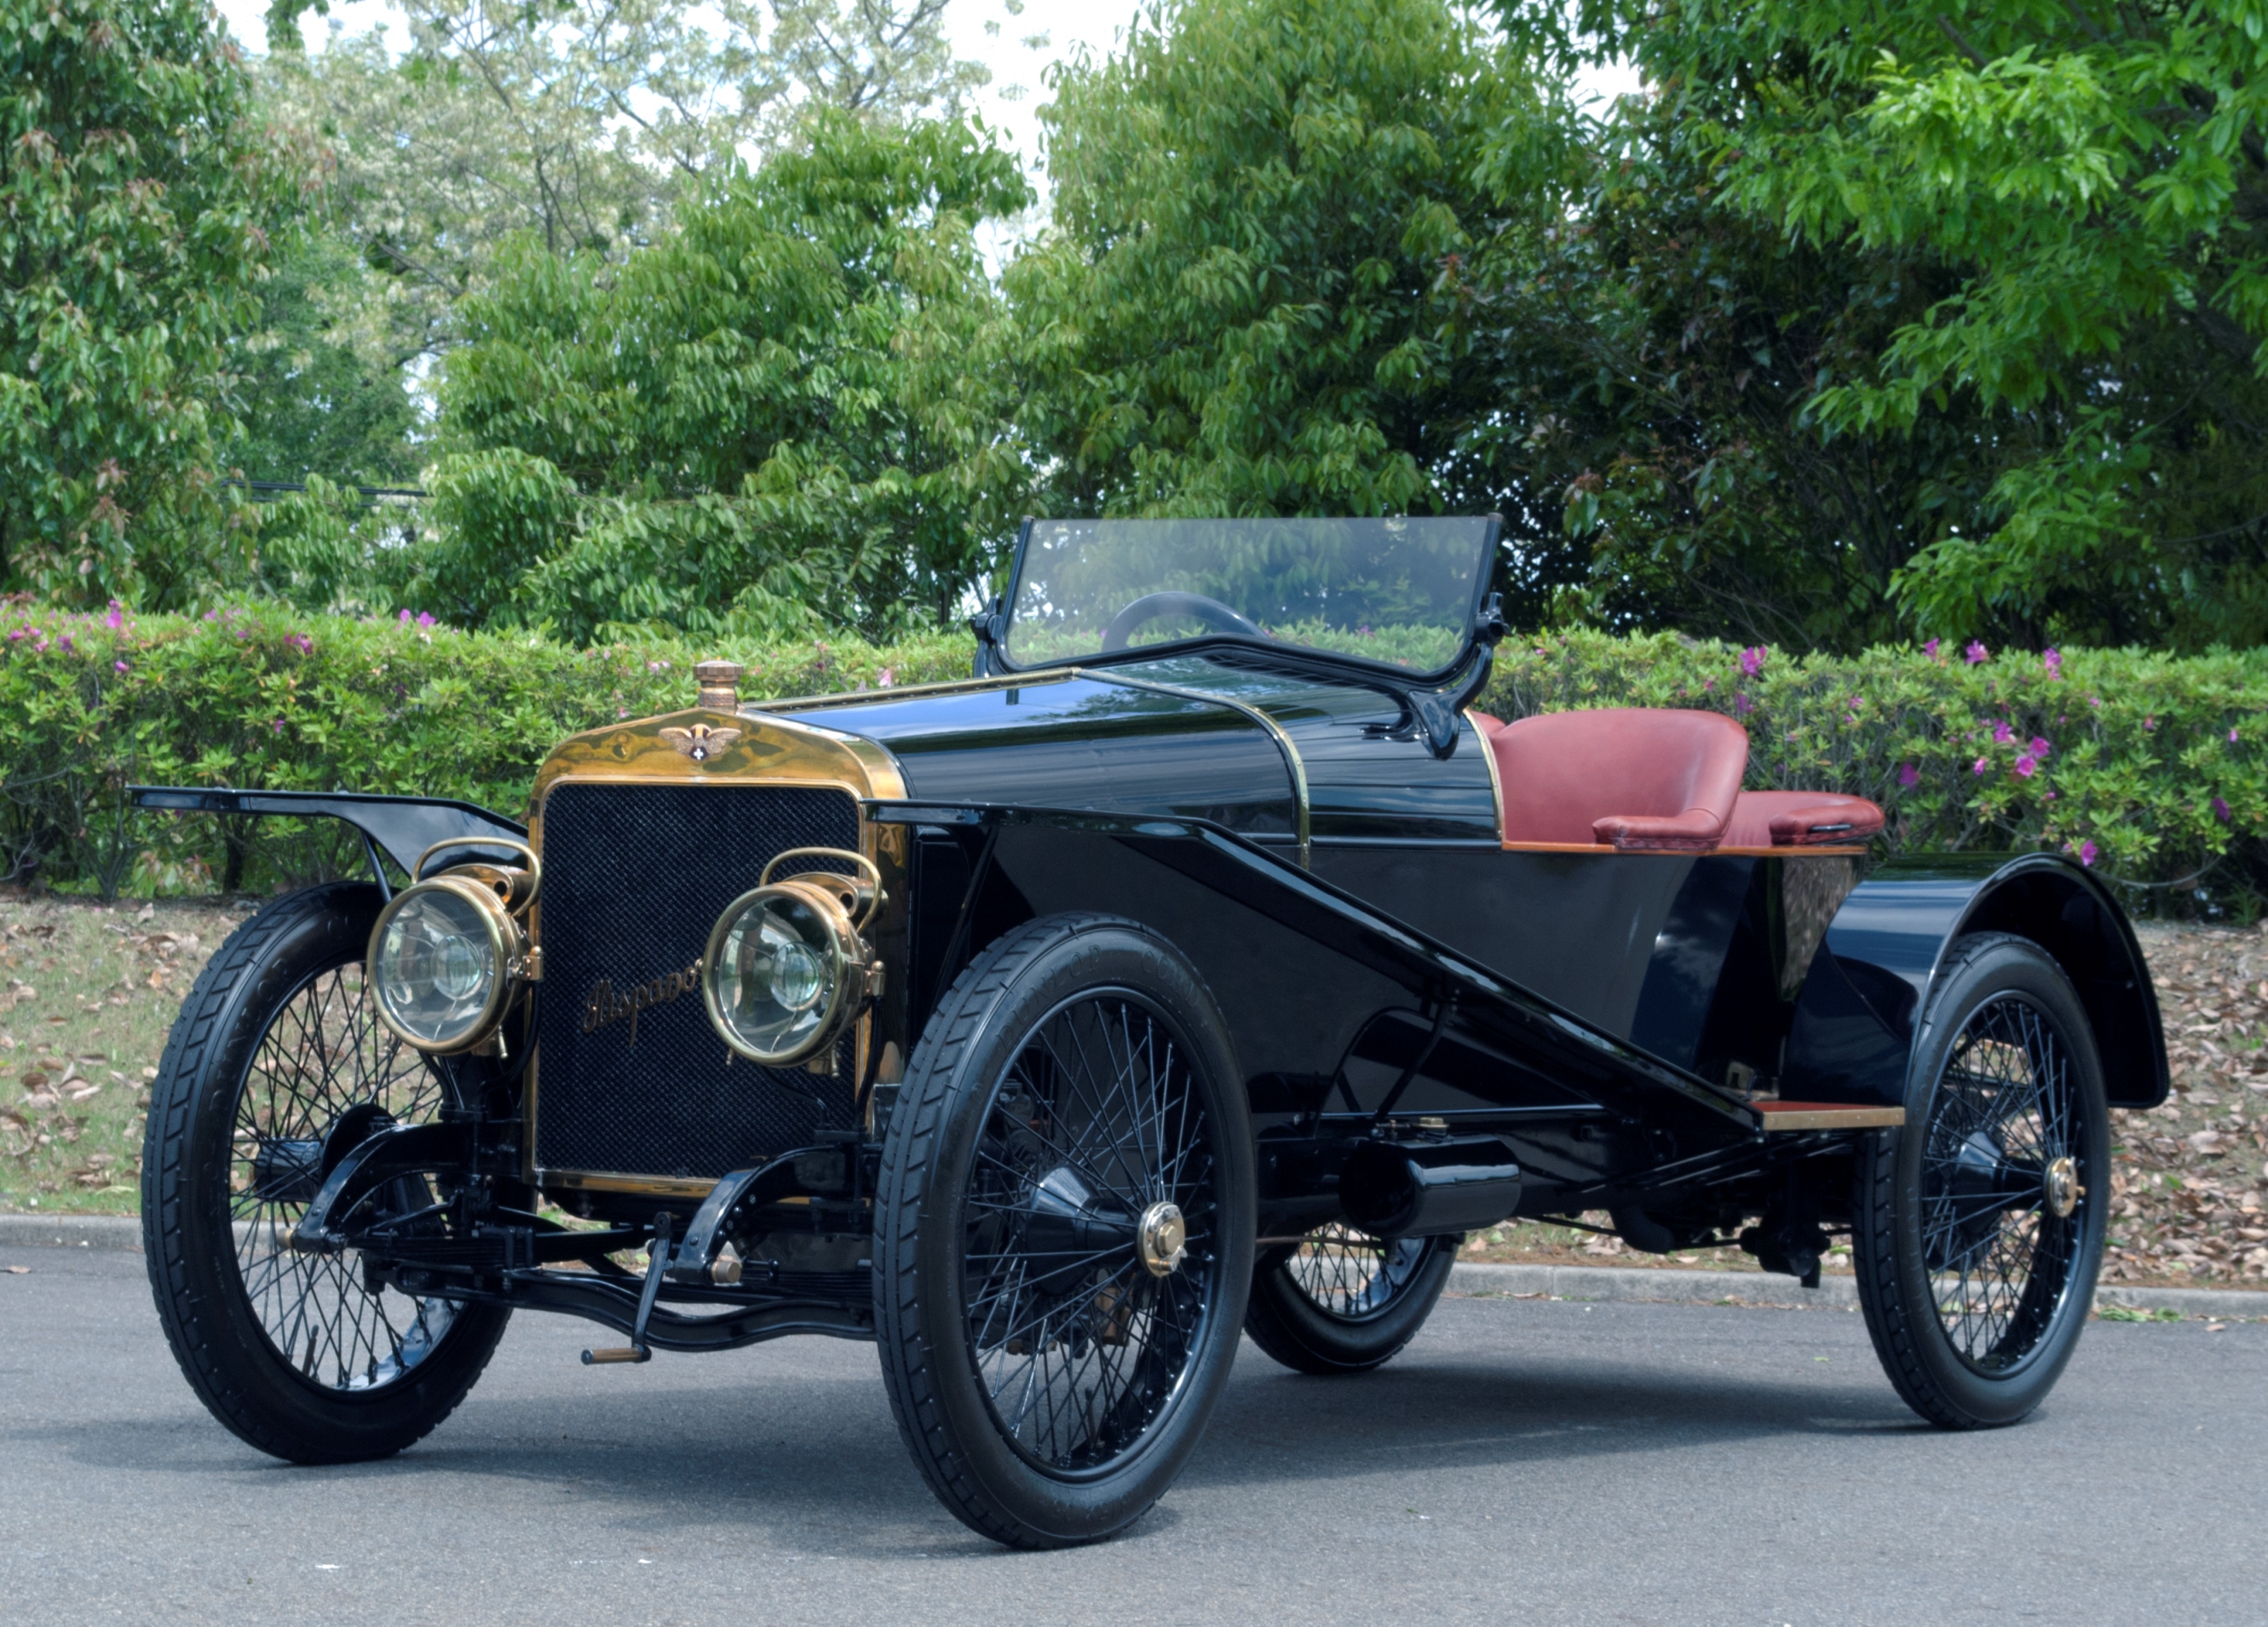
[{"xmin": 1001, "ymin": 516, "xmax": 1498, "ymax": 678}]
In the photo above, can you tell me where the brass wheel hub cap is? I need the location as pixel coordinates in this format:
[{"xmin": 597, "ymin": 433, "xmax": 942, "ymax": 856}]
[
  {"xmin": 1137, "ymin": 1202, "xmax": 1187, "ymax": 1277},
  {"xmin": 2044, "ymin": 1155, "xmax": 2081, "ymax": 1220}
]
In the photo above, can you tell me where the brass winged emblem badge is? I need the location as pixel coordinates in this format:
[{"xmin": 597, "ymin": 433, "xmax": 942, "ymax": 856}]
[{"xmin": 659, "ymin": 723, "xmax": 742, "ymax": 762}]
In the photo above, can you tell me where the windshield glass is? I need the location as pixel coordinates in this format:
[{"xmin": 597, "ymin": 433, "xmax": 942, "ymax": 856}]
[{"xmin": 1002, "ymin": 516, "xmax": 1496, "ymax": 676}]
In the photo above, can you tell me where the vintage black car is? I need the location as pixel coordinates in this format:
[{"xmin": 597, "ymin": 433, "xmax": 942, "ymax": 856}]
[{"xmin": 134, "ymin": 516, "xmax": 2167, "ymax": 1549}]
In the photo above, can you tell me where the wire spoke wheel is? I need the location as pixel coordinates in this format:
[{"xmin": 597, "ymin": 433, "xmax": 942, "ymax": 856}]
[
  {"xmin": 228, "ymin": 960, "xmax": 458, "ymax": 1393},
  {"xmin": 1244, "ymin": 1218, "xmax": 1454, "ymax": 1375},
  {"xmin": 1919, "ymin": 995, "xmax": 2084, "ymax": 1373},
  {"xmin": 1852, "ymin": 933, "xmax": 2109, "ymax": 1429},
  {"xmin": 1281, "ymin": 1224, "xmax": 1434, "ymax": 1319},
  {"xmin": 144, "ymin": 882, "xmax": 509, "ymax": 1464},
  {"xmin": 875, "ymin": 914, "xmax": 1254, "ymax": 1548},
  {"xmin": 962, "ymin": 993, "xmax": 1218, "ymax": 1475}
]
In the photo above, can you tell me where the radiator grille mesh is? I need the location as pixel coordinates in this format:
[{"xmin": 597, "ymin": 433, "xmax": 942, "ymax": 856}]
[{"xmin": 532, "ymin": 781, "xmax": 861, "ymax": 1181}]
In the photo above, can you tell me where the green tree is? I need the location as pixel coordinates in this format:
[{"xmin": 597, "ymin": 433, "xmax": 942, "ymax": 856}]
[
  {"xmin": 1522, "ymin": 0, "xmax": 2268, "ymax": 650},
  {"xmin": 1, "ymin": 0, "xmax": 300, "ymax": 607},
  {"xmin": 420, "ymin": 112, "xmax": 1032, "ymax": 641},
  {"xmin": 230, "ymin": 227, "xmax": 422, "ymax": 486},
  {"xmin": 258, "ymin": 0, "xmax": 989, "ymax": 375},
  {"xmin": 1446, "ymin": 93, "xmax": 1998, "ymax": 648},
  {"xmin": 1007, "ymin": 0, "xmax": 1568, "ymax": 529}
]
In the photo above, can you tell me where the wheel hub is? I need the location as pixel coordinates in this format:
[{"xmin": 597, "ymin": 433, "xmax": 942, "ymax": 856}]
[
  {"xmin": 1137, "ymin": 1202, "xmax": 1186, "ymax": 1277},
  {"xmin": 2043, "ymin": 1155, "xmax": 2081, "ymax": 1220}
]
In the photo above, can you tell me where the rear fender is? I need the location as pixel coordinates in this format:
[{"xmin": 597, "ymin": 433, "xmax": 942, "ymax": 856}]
[{"xmin": 1782, "ymin": 853, "xmax": 2167, "ymax": 1111}]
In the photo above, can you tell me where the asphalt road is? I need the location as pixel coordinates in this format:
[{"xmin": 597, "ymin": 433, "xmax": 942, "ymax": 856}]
[{"xmin": 2, "ymin": 1247, "xmax": 2260, "ymax": 1627}]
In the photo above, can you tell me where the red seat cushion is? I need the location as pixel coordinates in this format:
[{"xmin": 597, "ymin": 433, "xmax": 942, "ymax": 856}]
[
  {"xmin": 1723, "ymin": 791, "xmax": 1885, "ymax": 848},
  {"xmin": 1488, "ymin": 708, "xmax": 1749, "ymax": 851}
]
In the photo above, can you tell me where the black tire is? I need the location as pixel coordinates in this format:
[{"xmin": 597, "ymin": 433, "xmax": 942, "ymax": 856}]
[
  {"xmin": 1244, "ymin": 1226, "xmax": 1456, "ymax": 1375},
  {"xmin": 873, "ymin": 913, "xmax": 1256, "ymax": 1549},
  {"xmin": 1852, "ymin": 933, "xmax": 2109, "ymax": 1429},
  {"xmin": 141, "ymin": 882, "xmax": 510, "ymax": 1463}
]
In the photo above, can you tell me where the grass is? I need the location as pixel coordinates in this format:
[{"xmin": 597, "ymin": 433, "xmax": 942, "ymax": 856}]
[{"xmin": 0, "ymin": 893, "xmax": 239, "ymax": 1215}]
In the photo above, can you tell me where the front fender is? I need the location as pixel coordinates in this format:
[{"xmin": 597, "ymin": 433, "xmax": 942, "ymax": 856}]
[{"xmin": 1783, "ymin": 853, "xmax": 2167, "ymax": 1110}]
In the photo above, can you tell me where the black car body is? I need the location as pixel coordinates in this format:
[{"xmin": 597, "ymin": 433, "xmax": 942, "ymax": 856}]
[{"xmin": 135, "ymin": 516, "xmax": 2166, "ymax": 1547}]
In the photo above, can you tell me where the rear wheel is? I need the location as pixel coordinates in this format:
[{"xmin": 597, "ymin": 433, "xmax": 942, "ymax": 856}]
[
  {"xmin": 1244, "ymin": 1225, "xmax": 1455, "ymax": 1375},
  {"xmin": 1852, "ymin": 934, "xmax": 2108, "ymax": 1429},
  {"xmin": 874, "ymin": 914, "xmax": 1255, "ymax": 1549},
  {"xmin": 141, "ymin": 882, "xmax": 509, "ymax": 1463}
]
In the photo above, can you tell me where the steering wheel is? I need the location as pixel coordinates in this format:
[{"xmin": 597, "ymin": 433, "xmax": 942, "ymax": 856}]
[{"xmin": 1097, "ymin": 591, "xmax": 1266, "ymax": 653}]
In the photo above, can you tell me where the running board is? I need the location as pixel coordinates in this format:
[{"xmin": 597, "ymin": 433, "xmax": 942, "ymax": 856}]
[{"xmin": 1753, "ymin": 1101, "xmax": 1905, "ymax": 1131}]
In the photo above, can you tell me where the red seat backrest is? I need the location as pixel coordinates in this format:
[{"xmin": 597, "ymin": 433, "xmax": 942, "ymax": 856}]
[{"xmin": 1488, "ymin": 707, "xmax": 1749, "ymax": 848}]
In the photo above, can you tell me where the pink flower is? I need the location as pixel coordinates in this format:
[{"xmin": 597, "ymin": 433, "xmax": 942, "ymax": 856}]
[
  {"xmin": 112, "ymin": 659, "xmax": 128, "ymax": 673},
  {"xmin": 399, "ymin": 609, "xmax": 413, "ymax": 624},
  {"xmin": 1992, "ymin": 721, "xmax": 2014, "ymax": 745},
  {"xmin": 1740, "ymin": 646, "xmax": 1766, "ymax": 678},
  {"xmin": 2213, "ymin": 796, "xmax": 2231, "ymax": 823},
  {"xmin": 1973, "ymin": 757, "xmax": 1989, "ymax": 775},
  {"xmin": 1733, "ymin": 693, "xmax": 1754, "ymax": 716},
  {"xmin": 2029, "ymin": 736, "xmax": 2050, "ymax": 756},
  {"xmin": 1923, "ymin": 638, "xmax": 1941, "ymax": 660},
  {"xmin": 1964, "ymin": 640, "xmax": 1989, "ymax": 664},
  {"xmin": 2089, "ymin": 695, "xmax": 2103, "ymax": 709},
  {"xmin": 103, "ymin": 601, "xmax": 124, "ymax": 630},
  {"xmin": 2042, "ymin": 647, "xmax": 2062, "ymax": 678},
  {"xmin": 1701, "ymin": 677, "xmax": 1715, "ymax": 692},
  {"xmin": 269, "ymin": 718, "xmax": 285, "ymax": 735},
  {"xmin": 2231, "ymin": 728, "xmax": 2241, "ymax": 744},
  {"xmin": 2077, "ymin": 840, "xmax": 2098, "ymax": 867},
  {"xmin": 878, "ymin": 667, "xmax": 894, "ymax": 687},
  {"xmin": 58, "ymin": 633, "xmax": 73, "ymax": 653},
  {"xmin": 417, "ymin": 612, "xmax": 435, "ymax": 630},
  {"xmin": 1897, "ymin": 762, "xmax": 1920, "ymax": 788},
  {"xmin": 285, "ymin": 634, "xmax": 313, "ymax": 653},
  {"xmin": 2015, "ymin": 755, "xmax": 2037, "ymax": 778},
  {"xmin": 2143, "ymin": 716, "xmax": 2156, "ymax": 732},
  {"xmin": 2044, "ymin": 790, "xmax": 2057, "ymax": 801}
]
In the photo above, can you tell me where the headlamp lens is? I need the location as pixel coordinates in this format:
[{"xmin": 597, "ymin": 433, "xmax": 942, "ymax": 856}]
[
  {"xmin": 371, "ymin": 884, "xmax": 503, "ymax": 1049},
  {"xmin": 706, "ymin": 888, "xmax": 846, "ymax": 1062}
]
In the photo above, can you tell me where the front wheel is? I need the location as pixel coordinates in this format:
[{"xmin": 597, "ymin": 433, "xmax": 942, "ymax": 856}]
[
  {"xmin": 1852, "ymin": 934, "xmax": 2109, "ymax": 1429},
  {"xmin": 873, "ymin": 914, "xmax": 1255, "ymax": 1549},
  {"xmin": 1244, "ymin": 1226, "xmax": 1456, "ymax": 1375},
  {"xmin": 141, "ymin": 882, "xmax": 509, "ymax": 1463}
]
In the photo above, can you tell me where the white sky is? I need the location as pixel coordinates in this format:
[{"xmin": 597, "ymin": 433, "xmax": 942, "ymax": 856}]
[
  {"xmin": 211, "ymin": 0, "xmax": 1148, "ymax": 199},
  {"xmin": 213, "ymin": 1, "xmax": 1640, "ymax": 212}
]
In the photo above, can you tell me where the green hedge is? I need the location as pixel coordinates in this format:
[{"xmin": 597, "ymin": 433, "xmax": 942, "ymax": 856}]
[{"xmin": 2, "ymin": 605, "xmax": 2260, "ymax": 912}]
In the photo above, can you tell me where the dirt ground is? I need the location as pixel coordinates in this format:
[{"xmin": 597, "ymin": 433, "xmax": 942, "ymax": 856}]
[{"xmin": 3, "ymin": 893, "xmax": 2263, "ymax": 1291}]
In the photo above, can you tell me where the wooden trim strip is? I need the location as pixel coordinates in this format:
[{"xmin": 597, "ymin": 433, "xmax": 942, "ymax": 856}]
[{"xmin": 1754, "ymin": 1101, "xmax": 1906, "ymax": 1131}]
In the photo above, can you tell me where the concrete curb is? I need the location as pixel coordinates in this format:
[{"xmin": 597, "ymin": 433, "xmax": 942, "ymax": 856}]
[
  {"xmin": 1448, "ymin": 1260, "xmax": 2268, "ymax": 1319},
  {"xmin": 6, "ymin": 1217, "xmax": 2261, "ymax": 1319},
  {"xmin": 0, "ymin": 1214, "xmax": 142, "ymax": 1252}
]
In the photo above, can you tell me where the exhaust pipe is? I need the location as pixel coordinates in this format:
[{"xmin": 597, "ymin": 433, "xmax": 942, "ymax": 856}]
[{"xmin": 1340, "ymin": 1135, "xmax": 1523, "ymax": 1238}]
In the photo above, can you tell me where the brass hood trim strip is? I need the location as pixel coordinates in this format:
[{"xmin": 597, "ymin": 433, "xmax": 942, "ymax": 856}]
[{"xmin": 1069, "ymin": 666, "xmax": 1311, "ymax": 868}]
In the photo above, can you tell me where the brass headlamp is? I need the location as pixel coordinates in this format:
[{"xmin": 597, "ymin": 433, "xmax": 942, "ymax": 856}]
[
  {"xmin": 701, "ymin": 848, "xmax": 881, "ymax": 1067},
  {"xmin": 366, "ymin": 836, "xmax": 540, "ymax": 1055}
]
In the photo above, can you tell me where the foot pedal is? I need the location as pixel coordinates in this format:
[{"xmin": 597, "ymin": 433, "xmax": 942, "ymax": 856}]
[{"xmin": 581, "ymin": 1211, "xmax": 674, "ymax": 1367}]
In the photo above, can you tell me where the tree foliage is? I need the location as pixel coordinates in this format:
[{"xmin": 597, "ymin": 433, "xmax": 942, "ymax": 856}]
[
  {"xmin": 1, "ymin": 0, "xmax": 301, "ymax": 607},
  {"xmin": 1008, "ymin": 0, "xmax": 1568, "ymax": 532},
  {"xmin": 417, "ymin": 112, "xmax": 1032, "ymax": 641},
  {"xmin": 256, "ymin": 0, "xmax": 988, "ymax": 375},
  {"xmin": 1445, "ymin": 95, "xmax": 1996, "ymax": 648},
  {"xmin": 1517, "ymin": 0, "xmax": 2268, "ymax": 650}
]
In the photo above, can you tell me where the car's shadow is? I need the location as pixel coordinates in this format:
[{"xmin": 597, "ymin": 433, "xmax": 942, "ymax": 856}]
[{"xmin": 44, "ymin": 1310, "xmax": 1933, "ymax": 1559}]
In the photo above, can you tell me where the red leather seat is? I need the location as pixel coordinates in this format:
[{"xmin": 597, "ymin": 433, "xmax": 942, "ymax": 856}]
[
  {"xmin": 1723, "ymin": 791, "xmax": 1884, "ymax": 848},
  {"xmin": 1488, "ymin": 707, "xmax": 1749, "ymax": 851}
]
